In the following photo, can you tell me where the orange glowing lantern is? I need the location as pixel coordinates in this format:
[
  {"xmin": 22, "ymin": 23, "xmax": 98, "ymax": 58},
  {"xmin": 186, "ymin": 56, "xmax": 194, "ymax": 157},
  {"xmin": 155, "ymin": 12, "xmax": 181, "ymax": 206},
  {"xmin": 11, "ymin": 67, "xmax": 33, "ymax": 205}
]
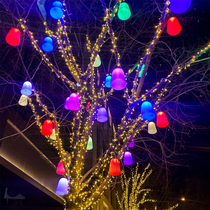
[{"xmin": 109, "ymin": 158, "xmax": 121, "ymax": 176}]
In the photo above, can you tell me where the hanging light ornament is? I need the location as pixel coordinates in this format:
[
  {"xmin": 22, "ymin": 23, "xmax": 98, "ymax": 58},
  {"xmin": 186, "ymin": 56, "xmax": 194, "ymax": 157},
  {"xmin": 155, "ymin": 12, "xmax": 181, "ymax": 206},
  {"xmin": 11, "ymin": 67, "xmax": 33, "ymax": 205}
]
[
  {"xmin": 86, "ymin": 137, "xmax": 93, "ymax": 150},
  {"xmin": 170, "ymin": 0, "xmax": 191, "ymax": 14},
  {"xmin": 128, "ymin": 136, "xmax": 135, "ymax": 147},
  {"xmin": 64, "ymin": 93, "xmax": 80, "ymax": 111},
  {"xmin": 21, "ymin": 81, "xmax": 33, "ymax": 96},
  {"xmin": 18, "ymin": 95, "xmax": 28, "ymax": 106},
  {"xmin": 138, "ymin": 64, "xmax": 147, "ymax": 78},
  {"xmin": 56, "ymin": 161, "xmax": 65, "ymax": 175},
  {"xmin": 123, "ymin": 151, "xmax": 133, "ymax": 165},
  {"xmin": 93, "ymin": 54, "xmax": 101, "ymax": 67},
  {"xmin": 97, "ymin": 107, "xmax": 108, "ymax": 123},
  {"xmin": 148, "ymin": 122, "xmax": 157, "ymax": 134},
  {"xmin": 167, "ymin": 17, "xmax": 182, "ymax": 36},
  {"xmin": 109, "ymin": 158, "xmax": 121, "ymax": 176},
  {"xmin": 111, "ymin": 67, "xmax": 126, "ymax": 90},
  {"xmin": 42, "ymin": 37, "xmax": 54, "ymax": 53},
  {"xmin": 157, "ymin": 111, "xmax": 169, "ymax": 128},
  {"xmin": 50, "ymin": 1, "xmax": 63, "ymax": 19},
  {"xmin": 118, "ymin": 2, "xmax": 131, "ymax": 21},
  {"xmin": 141, "ymin": 101, "xmax": 156, "ymax": 121},
  {"xmin": 41, "ymin": 119, "xmax": 53, "ymax": 136},
  {"xmin": 105, "ymin": 76, "xmax": 112, "ymax": 88},
  {"xmin": 50, "ymin": 128, "xmax": 56, "ymax": 140},
  {"xmin": 55, "ymin": 177, "xmax": 69, "ymax": 196},
  {"xmin": 6, "ymin": 28, "xmax": 21, "ymax": 46}
]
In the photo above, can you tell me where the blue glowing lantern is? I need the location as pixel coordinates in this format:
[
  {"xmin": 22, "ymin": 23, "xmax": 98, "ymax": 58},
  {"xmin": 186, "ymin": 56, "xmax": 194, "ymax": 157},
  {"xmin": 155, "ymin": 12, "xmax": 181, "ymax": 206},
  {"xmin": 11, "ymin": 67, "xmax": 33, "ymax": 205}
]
[
  {"xmin": 50, "ymin": 1, "xmax": 63, "ymax": 19},
  {"xmin": 42, "ymin": 37, "xmax": 53, "ymax": 52},
  {"xmin": 55, "ymin": 177, "xmax": 69, "ymax": 196},
  {"xmin": 105, "ymin": 76, "xmax": 112, "ymax": 88},
  {"xmin": 21, "ymin": 81, "xmax": 32, "ymax": 96},
  {"xmin": 170, "ymin": 0, "xmax": 191, "ymax": 14},
  {"xmin": 141, "ymin": 101, "xmax": 155, "ymax": 121}
]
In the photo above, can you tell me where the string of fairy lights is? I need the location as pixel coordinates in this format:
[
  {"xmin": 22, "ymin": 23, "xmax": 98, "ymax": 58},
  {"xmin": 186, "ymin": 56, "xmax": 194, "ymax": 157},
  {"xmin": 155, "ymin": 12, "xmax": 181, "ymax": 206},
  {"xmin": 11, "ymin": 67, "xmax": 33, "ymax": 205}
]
[{"xmin": 3, "ymin": 0, "xmax": 208, "ymax": 208}]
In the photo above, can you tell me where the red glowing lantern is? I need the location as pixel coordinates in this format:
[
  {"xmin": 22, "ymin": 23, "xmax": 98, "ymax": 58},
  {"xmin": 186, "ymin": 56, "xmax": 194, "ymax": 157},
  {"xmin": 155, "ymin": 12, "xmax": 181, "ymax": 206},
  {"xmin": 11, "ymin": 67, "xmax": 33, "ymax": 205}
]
[
  {"xmin": 86, "ymin": 102, "xmax": 90, "ymax": 111},
  {"xmin": 41, "ymin": 119, "xmax": 53, "ymax": 136},
  {"xmin": 167, "ymin": 17, "xmax": 181, "ymax": 36},
  {"xmin": 56, "ymin": 161, "xmax": 65, "ymax": 175},
  {"xmin": 6, "ymin": 28, "xmax": 21, "ymax": 46},
  {"xmin": 109, "ymin": 158, "xmax": 121, "ymax": 176},
  {"xmin": 157, "ymin": 111, "xmax": 169, "ymax": 128}
]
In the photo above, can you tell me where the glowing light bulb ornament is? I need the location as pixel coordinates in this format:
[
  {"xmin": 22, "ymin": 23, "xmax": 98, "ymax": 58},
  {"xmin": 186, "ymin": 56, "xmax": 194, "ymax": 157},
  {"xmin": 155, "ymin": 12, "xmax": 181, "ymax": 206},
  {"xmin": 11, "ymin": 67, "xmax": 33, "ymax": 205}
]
[
  {"xmin": 128, "ymin": 136, "xmax": 135, "ymax": 147},
  {"xmin": 109, "ymin": 158, "xmax": 121, "ymax": 176},
  {"xmin": 87, "ymin": 137, "xmax": 93, "ymax": 150},
  {"xmin": 93, "ymin": 54, "xmax": 101, "ymax": 67},
  {"xmin": 6, "ymin": 28, "xmax": 21, "ymax": 46},
  {"xmin": 42, "ymin": 37, "xmax": 54, "ymax": 53},
  {"xmin": 138, "ymin": 64, "xmax": 147, "ymax": 78},
  {"xmin": 21, "ymin": 81, "xmax": 33, "ymax": 96},
  {"xmin": 118, "ymin": 2, "xmax": 131, "ymax": 21},
  {"xmin": 157, "ymin": 111, "xmax": 169, "ymax": 128},
  {"xmin": 97, "ymin": 107, "xmax": 108, "ymax": 123},
  {"xmin": 64, "ymin": 93, "xmax": 80, "ymax": 111},
  {"xmin": 148, "ymin": 122, "xmax": 157, "ymax": 134},
  {"xmin": 55, "ymin": 177, "xmax": 69, "ymax": 196},
  {"xmin": 170, "ymin": 0, "xmax": 191, "ymax": 14},
  {"xmin": 111, "ymin": 67, "xmax": 126, "ymax": 90},
  {"xmin": 18, "ymin": 95, "xmax": 28, "ymax": 106},
  {"xmin": 123, "ymin": 151, "xmax": 133, "ymax": 165},
  {"xmin": 50, "ymin": 1, "xmax": 63, "ymax": 19},
  {"xmin": 105, "ymin": 76, "xmax": 112, "ymax": 88},
  {"xmin": 141, "ymin": 101, "xmax": 156, "ymax": 121},
  {"xmin": 50, "ymin": 128, "xmax": 56, "ymax": 140},
  {"xmin": 167, "ymin": 17, "xmax": 181, "ymax": 36},
  {"xmin": 56, "ymin": 161, "xmax": 65, "ymax": 175},
  {"xmin": 41, "ymin": 119, "xmax": 53, "ymax": 136}
]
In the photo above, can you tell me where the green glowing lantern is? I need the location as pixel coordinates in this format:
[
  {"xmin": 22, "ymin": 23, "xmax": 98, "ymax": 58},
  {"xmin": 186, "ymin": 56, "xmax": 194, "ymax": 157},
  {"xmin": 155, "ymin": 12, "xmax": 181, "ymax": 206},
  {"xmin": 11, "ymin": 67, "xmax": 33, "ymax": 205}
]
[
  {"xmin": 87, "ymin": 137, "xmax": 93, "ymax": 150},
  {"xmin": 117, "ymin": 2, "xmax": 131, "ymax": 21},
  {"xmin": 93, "ymin": 54, "xmax": 101, "ymax": 68},
  {"xmin": 138, "ymin": 64, "xmax": 147, "ymax": 77}
]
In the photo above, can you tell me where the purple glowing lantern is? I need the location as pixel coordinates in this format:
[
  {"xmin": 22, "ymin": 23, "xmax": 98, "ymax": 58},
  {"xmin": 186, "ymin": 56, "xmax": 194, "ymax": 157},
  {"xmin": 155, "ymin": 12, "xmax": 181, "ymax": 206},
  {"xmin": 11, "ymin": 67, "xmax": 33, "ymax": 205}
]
[
  {"xmin": 128, "ymin": 137, "xmax": 135, "ymax": 147},
  {"xmin": 110, "ymin": 67, "xmax": 126, "ymax": 90},
  {"xmin": 64, "ymin": 93, "xmax": 80, "ymax": 111},
  {"xmin": 123, "ymin": 151, "xmax": 133, "ymax": 165},
  {"xmin": 56, "ymin": 161, "xmax": 65, "ymax": 175},
  {"xmin": 55, "ymin": 177, "xmax": 69, "ymax": 196},
  {"xmin": 97, "ymin": 107, "xmax": 108, "ymax": 122}
]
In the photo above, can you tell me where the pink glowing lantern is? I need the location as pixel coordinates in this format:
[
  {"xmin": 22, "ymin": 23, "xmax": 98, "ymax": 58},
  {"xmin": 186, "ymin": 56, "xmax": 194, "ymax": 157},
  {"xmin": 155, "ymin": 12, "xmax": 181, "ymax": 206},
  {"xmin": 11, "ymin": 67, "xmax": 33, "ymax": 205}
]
[
  {"xmin": 55, "ymin": 177, "xmax": 69, "ymax": 196},
  {"xmin": 64, "ymin": 93, "xmax": 80, "ymax": 111},
  {"xmin": 123, "ymin": 151, "xmax": 133, "ymax": 165},
  {"xmin": 56, "ymin": 161, "xmax": 65, "ymax": 175},
  {"xmin": 110, "ymin": 67, "xmax": 126, "ymax": 90},
  {"xmin": 97, "ymin": 107, "xmax": 108, "ymax": 122}
]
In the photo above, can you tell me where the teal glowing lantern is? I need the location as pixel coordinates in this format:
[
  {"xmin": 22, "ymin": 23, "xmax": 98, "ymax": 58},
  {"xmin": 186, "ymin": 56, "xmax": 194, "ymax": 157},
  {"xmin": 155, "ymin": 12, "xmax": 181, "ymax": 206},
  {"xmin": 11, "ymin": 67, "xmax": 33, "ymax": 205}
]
[
  {"xmin": 141, "ymin": 101, "xmax": 155, "ymax": 121},
  {"xmin": 50, "ymin": 1, "xmax": 63, "ymax": 20},
  {"xmin": 118, "ymin": 2, "xmax": 131, "ymax": 21},
  {"xmin": 105, "ymin": 76, "xmax": 112, "ymax": 88},
  {"xmin": 138, "ymin": 64, "xmax": 147, "ymax": 78},
  {"xmin": 87, "ymin": 137, "xmax": 93, "ymax": 150},
  {"xmin": 123, "ymin": 151, "xmax": 133, "ymax": 165},
  {"xmin": 93, "ymin": 54, "xmax": 101, "ymax": 67},
  {"xmin": 42, "ymin": 37, "xmax": 53, "ymax": 53},
  {"xmin": 170, "ymin": 0, "xmax": 191, "ymax": 14},
  {"xmin": 55, "ymin": 177, "xmax": 69, "ymax": 196},
  {"xmin": 21, "ymin": 81, "xmax": 32, "ymax": 96},
  {"xmin": 111, "ymin": 67, "xmax": 126, "ymax": 90}
]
